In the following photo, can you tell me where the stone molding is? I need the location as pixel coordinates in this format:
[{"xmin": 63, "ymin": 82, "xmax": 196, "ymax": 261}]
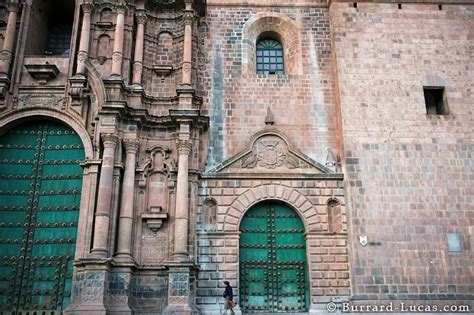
[
  {"xmin": 0, "ymin": 107, "xmax": 94, "ymax": 159},
  {"xmin": 224, "ymin": 183, "xmax": 319, "ymax": 232}
]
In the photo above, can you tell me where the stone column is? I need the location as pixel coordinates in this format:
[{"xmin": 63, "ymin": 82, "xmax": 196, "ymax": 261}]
[
  {"xmin": 181, "ymin": 5, "xmax": 193, "ymax": 86},
  {"xmin": 75, "ymin": 2, "xmax": 93, "ymax": 75},
  {"xmin": 90, "ymin": 133, "xmax": 119, "ymax": 258},
  {"xmin": 131, "ymin": 10, "xmax": 146, "ymax": 85},
  {"xmin": 115, "ymin": 138, "xmax": 139, "ymax": 261},
  {"xmin": 111, "ymin": 3, "xmax": 126, "ymax": 76},
  {"xmin": 173, "ymin": 133, "xmax": 192, "ymax": 260},
  {"xmin": 0, "ymin": 2, "xmax": 19, "ymax": 75}
]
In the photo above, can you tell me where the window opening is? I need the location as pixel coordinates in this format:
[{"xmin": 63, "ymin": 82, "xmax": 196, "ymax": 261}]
[
  {"xmin": 26, "ymin": 0, "xmax": 74, "ymax": 56},
  {"xmin": 256, "ymin": 38, "xmax": 284, "ymax": 75},
  {"xmin": 424, "ymin": 87, "xmax": 447, "ymax": 115}
]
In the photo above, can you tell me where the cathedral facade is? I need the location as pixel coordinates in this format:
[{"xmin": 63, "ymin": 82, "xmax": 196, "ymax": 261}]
[{"xmin": 0, "ymin": 0, "xmax": 472, "ymax": 314}]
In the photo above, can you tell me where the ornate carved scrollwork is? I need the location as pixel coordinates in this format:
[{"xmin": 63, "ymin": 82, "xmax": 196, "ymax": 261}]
[
  {"xmin": 101, "ymin": 133, "xmax": 119, "ymax": 148},
  {"xmin": 82, "ymin": 2, "xmax": 94, "ymax": 14},
  {"xmin": 135, "ymin": 10, "xmax": 147, "ymax": 25},
  {"xmin": 176, "ymin": 139, "xmax": 192, "ymax": 156},
  {"xmin": 241, "ymin": 136, "xmax": 299, "ymax": 169},
  {"xmin": 112, "ymin": 51, "xmax": 123, "ymax": 63},
  {"xmin": 123, "ymin": 139, "xmax": 140, "ymax": 153},
  {"xmin": 183, "ymin": 10, "xmax": 194, "ymax": 26},
  {"xmin": 138, "ymin": 145, "xmax": 172, "ymax": 233}
]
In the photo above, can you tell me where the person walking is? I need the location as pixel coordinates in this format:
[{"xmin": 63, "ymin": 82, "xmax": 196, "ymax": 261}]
[{"xmin": 222, "ymin": 281, "xmax": 235, "ymax": 315}]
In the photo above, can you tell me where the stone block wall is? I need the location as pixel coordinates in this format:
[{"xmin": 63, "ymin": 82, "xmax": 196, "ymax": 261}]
[
  {"xmin": 130, "ymin": 272, "xmax": 168, "ymax": 314},
  {"xmin": 331, "ymin": 1, "xmax": 473, "ymax": 302},
  {"xmin": 198, "ymin": 6, "xmax": 342, "ymax": 170}
]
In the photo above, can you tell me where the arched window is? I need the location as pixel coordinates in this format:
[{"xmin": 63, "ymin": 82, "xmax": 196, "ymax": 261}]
[{"xmin": 256, "ymin": 38, "xmax": 284, "ymax": 75}]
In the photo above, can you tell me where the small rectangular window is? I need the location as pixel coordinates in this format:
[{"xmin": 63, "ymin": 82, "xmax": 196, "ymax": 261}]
[{"xmin": 423, "ymin": 87, "xmax": 447, "ymax": 115}]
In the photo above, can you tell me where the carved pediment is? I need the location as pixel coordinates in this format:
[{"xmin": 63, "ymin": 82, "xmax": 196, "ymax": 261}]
[{"xmin": 207, "ymin": 129, "xmax": 333, "ymax": 175}]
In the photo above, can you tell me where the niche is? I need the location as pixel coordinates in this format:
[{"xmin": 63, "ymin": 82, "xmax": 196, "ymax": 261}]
[
  {"xmin": 327, "ymin": 198, "xmax": 343, "ymax": 234},
  {"xmin": 204, "ymin": 198, "xmax": 217, "ymax": 225},
  {"xmin": 147, "ymin": 150, "xmax": 169, "ymax": 213},
  {"xmin": 97, "ymin": 34, "xmax": 111, "ymax": 64}
]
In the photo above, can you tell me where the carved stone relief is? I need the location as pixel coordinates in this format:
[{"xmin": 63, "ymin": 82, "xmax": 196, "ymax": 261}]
[
  {"xmin": 241, "ymin": 135, "xmax": 299, "ymax": 169},
  {"xmin": 16, "ymin": 93, "xmax": 64, "ymax": 108}
]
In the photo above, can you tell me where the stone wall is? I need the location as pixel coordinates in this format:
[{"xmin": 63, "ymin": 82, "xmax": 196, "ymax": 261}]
[
  {"xmin": 197, "ymin": 6, "xmax": 342, "ymax": 170},
  {"xmin": 331, "ymin": 1, "xmax": 474, "ymax": 302}
]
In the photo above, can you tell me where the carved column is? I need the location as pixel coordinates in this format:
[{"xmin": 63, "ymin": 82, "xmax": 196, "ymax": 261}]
[
  {"xmin": 181, "ymin": 5, "xmax": 193, "ymax": 86},
  {"xmin": 75, "ymin": 2, "xmax": 93, "ymax": 75},
  {"xmin": 90, "ymin": 134, "xmax": 119, "ymax": 258},
  {"xmin": 173, "ymin": 135, "xmax": 192, "ymax": 260},
  {"xmin": 115, "ymin": 139, "xmax": 139, "ymax": 261},
  {"xmin": 111, "ymin": 3, "xmax": 126, "ymax": 76},
  {"xmin": 0, "ymin": 2, "xmax": 19, "ymax": 75},
  {"xmin": 132, "ymin": 10, "xmax": 146, "ymax": 85}
]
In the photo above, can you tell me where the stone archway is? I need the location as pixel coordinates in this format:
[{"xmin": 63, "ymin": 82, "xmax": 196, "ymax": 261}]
[
  {"xmin": 239, "ymin": 201, "xmax": 309, "ymax": 312},
  {"xmin": 0, "ymin": 108, "xmax": 94, "ymax": 159},
  {"xmin": 224, "ymin": 183, "xmax": 321, "ymax": 232}
]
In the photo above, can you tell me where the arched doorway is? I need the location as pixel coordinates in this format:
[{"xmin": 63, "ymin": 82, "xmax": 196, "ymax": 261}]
[
  {"xmin": 239, "ymin": 201, "xmax": 309, "ymax": 313},
  {"xmin": 0, "ymin": 121, "xmax": 85, "ymax": 313}
]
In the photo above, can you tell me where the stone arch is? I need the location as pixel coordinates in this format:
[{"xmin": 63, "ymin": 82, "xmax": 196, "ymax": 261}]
[
  {"xmin": 0, "ymin": 108, "xmax": 93, "ymax": 159},
  {"xmin": 85, "ymin": 62, "xmax": 107, "ymax": 110},
  {"xmin": 224, "ymin": 184, "xmax": 320, "ymax": 232},
  {"xmin": 242, "ymin": 12, "xmax": 302, "ymax": 75}
]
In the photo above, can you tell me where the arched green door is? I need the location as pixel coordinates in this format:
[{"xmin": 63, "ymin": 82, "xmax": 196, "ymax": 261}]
[
  {"xmin": 239, "ymin": 201, "xmax": 309, "ymax": 313},
  {"xmin": 0, "ymin": 121, "xmax": 84, "ymax": 313}
]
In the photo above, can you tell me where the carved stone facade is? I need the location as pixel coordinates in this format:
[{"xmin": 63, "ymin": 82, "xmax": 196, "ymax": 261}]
[{"xmin": 0, "ymin": 0, "xmax": 472, "ymax": 314}]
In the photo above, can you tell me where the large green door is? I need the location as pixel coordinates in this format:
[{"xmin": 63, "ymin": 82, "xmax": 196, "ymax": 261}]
[
  {"xmin": 0, "ymin": 121, "xmax": 84, "ymax": 313},
  {"xmin": 240, "ymin": 201, "xmax": 309, "ymax": 313}
]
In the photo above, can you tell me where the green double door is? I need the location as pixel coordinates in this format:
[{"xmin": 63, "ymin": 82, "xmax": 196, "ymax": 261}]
[
  {"xmin": 0, "ymin": 122, "xmax": 84, "ymax": 313},
  {"xmin": 240, "ymin": 202, "xmax": 309, "ymax": 313}
]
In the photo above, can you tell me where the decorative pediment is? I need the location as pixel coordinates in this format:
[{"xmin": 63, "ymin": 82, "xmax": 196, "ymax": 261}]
[{"xmin": 207, "ymin": 129, "xmax": 333, "ymax": 175}]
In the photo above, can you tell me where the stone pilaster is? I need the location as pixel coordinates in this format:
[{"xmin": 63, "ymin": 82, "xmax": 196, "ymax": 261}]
[
  {"xmin": 115, "ymin": 138, "xmax": 140, "ymax": 262},
  {"xmin": 132, "ymin": 11, "xmax": 147, "ymax": 85},
  {"xmin": 111, "ymin": 3, "xmax": 127, "ymax": 76},
  {"xmin": 90, "ymin": 133, "xmax": 119, "ymax": 258},
  {"xmin": 75, "ymin": 2, "xmax": 93, "ymax": 75},
  {"xmin": 181, "ymin": 5, "xmax": 193, "ymax": 86},
  {"xmin": 162, "ymin": 264, "xmax": 195, "ymax": 315},
  {"xmin": 172, "ymin": 136, "xmax": 192, "ymax": 260},
  {"xmin": 0, "ymin": 2, "xmax": 19, "ymax": 76}
]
